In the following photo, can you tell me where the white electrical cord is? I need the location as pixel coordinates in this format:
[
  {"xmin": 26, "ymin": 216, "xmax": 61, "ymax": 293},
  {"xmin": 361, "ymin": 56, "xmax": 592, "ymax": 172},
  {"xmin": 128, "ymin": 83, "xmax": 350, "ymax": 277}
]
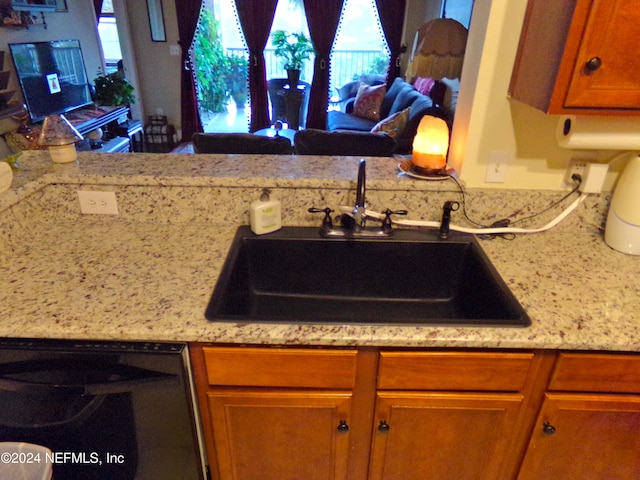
[{"xmin": 338, "ymin": 193, "xmax": 588, "ymax": 235}]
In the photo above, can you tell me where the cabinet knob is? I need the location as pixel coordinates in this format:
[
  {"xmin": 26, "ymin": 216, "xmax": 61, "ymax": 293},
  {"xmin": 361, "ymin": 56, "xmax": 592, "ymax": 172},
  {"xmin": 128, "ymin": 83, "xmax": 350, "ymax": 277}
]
[
  {"xmin": 585, "ymin": 57, "xmax": 602, "ymax": 73},
  {"xmin": 542, "ymin": 421, "xmax": 556, "ymax": 435},
  {"xmin": 337, "ymin": 420, "xmax": 349, "ymax": 433},
  {"xmin": 378, "ymin": 420, "xmax": 390, "ymax": 433}
]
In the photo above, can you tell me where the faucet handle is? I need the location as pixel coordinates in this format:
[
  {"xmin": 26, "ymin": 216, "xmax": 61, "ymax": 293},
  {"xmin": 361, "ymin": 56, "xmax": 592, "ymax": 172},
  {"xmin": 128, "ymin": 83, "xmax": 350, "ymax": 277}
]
[
  {"xmin": 382, "ymin": 209, "xmax": 408, "ymax": 234},
  {"xmin": 308, "ymin": 207, "xmax": 334, "ymax": 230},
  {"xmin": 439, "ymin": 201, "xmax": 460, "ymax": 239}
]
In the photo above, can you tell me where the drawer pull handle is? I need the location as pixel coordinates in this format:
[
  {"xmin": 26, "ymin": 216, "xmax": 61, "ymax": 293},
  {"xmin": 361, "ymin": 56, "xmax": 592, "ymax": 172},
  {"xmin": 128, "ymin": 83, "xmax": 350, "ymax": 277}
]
[
  {"xmin": 543, "ymin": 421, "xmax": 556, "ymax": 435},
  {"xmin": 337, "ymin": 420, "xmax": 349, "ymax": 433},
  {"xmin": 378, "ymin": 420, "xmax": 390, "ymax": 433},
  {"xmin": 585, "ymin": 56, "xmax": 602, "ymax": 73}
]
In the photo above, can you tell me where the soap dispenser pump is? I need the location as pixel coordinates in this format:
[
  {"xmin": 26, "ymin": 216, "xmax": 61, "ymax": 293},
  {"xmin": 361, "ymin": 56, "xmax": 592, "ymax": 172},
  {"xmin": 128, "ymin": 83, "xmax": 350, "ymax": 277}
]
[
  {"xmin": 605, "ymin": 155, "xmax": 640, "ymax": 255},
  {"xmin": 250, "ymin": 189, "xmax": 282, "ymax": 235}
]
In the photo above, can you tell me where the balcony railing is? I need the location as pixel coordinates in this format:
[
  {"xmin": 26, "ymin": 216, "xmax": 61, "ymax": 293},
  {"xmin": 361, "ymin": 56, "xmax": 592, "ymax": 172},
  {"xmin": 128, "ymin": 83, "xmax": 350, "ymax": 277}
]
[{"xmin": 226, "ymin": 47, "xmax": 388, "ymax": 98}]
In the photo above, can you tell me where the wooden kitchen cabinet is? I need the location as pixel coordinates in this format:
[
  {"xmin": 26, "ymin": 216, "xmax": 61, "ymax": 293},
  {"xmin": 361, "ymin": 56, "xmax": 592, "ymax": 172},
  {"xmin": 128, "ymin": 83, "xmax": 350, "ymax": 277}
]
[
  {"xmin": 517, "ymin": 353, "xmax": 640, "ymax": 480},
  {"xmin": 189, "ymin": 345, "xmax": 369, "ymax": 480},
  {"xmin": 191, "ymin": 345, "xmax": 552, "ymax": 480},
  {"xmin": 206, "ymin": 390, "xmax": 352, "ymax": 480},
  {"xmin": 509, "ymin": 0, "xmax": 640, "ymax": 115},
  {"xmin": 369, "ymin": 392, "xmax": 523, "ymax": 479},
  {"xmin": 368, "ymin": 351, "xmax": 551, "ymax": 480}
]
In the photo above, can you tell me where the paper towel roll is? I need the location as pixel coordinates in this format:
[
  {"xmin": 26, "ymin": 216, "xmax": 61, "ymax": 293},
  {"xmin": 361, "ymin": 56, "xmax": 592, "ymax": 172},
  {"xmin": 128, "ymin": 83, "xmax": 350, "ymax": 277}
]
[{"xmin": 556, "ymin": 115, "xmax": 640, "ymax": 150}]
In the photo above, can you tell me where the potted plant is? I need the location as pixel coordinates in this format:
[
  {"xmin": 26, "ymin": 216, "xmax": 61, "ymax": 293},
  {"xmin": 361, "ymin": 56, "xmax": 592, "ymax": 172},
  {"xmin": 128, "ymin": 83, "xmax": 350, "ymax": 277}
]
[
  {"xmin": 224, "ymin": 55, "xmax": 249, "ymax": 110},
  {"xmin": 93, "ymin": 71, "xmax": 136, "ymax": 107},
  {"xmin": 270, "ymin": 30, "xmax": 314, "ymax": 87}
]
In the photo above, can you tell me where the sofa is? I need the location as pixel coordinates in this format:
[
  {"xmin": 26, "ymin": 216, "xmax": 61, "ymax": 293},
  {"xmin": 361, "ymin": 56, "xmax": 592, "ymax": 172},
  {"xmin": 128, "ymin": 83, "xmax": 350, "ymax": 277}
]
[
  {"xmin": 327, "ymin": 77, "xmax": 447, "ymax": 154},
  {"xmin": 293, "ymin": 128, "xmax": 397, "ymax": 157},
  {"xmin": 192, "ymin": 132, "xmax": 292, "ymax": 154}
]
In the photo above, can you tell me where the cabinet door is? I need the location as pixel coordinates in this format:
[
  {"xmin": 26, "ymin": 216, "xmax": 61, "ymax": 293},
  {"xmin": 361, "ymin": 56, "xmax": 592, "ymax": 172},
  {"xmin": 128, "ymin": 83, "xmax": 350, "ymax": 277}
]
[
  {"xmin": 369, "ymin": 392, "xmax": 524, "ymax": 480},
  {"xmin": 207, "ymin": 390, "xmax": 352, "ymax": 480},
  {"xmin": 510, "ymin": 0, "xmax": 640, "ymax": 114},
  {"xmin": 518, "ymin": 393, "xmax": 640, "ymax": 480},
  {"xmin": 562, "ymin": 0, "xmax": 640, "ymax": 109}
]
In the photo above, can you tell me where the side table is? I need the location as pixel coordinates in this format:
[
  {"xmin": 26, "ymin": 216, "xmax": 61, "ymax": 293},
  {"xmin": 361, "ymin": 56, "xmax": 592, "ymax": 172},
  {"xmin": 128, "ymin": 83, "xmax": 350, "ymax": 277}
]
[
  {"xmin": 110, "ymin": 119, "xmax": 144, "ymax": 152},
  {"xmin": 278, "ymin": 84, "xmax": 307, "ymax": 130}
]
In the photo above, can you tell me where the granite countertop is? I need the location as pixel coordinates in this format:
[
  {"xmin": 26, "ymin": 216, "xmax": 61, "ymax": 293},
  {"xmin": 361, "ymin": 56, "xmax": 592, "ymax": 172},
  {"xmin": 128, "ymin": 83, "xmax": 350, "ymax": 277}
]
[{"xmin": 1, "ymin": 151, "xmax": 639, "ymax": 351}]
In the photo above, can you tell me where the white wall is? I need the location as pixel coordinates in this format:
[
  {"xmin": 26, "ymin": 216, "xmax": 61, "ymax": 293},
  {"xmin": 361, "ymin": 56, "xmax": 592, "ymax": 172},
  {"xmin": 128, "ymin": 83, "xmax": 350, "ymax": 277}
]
[{"xmin": 124, "ymin": 0, "xmax": 182, "ymax": 135}]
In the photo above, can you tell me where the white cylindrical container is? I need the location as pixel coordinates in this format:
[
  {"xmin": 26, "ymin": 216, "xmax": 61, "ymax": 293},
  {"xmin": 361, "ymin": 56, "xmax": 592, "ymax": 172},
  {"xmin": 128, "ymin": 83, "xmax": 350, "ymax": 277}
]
[
  {"xmin": 250, "ymin": 190, "xmax": 282, "ymax": 235},
  {"xmin": 605, "ymin": 155, "xmax": 640, "ymax": 255},
  {"xmin": 47, "ymin": 144, "xmax": 77, "ymax": 163}
]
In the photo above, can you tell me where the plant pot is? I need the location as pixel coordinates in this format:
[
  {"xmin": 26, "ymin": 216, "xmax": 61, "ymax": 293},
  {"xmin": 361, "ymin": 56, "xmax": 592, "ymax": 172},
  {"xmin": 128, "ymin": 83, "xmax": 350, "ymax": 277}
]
[{"xmin": 286, "ymin": 69, "xmax": 301, "ymax": 88}]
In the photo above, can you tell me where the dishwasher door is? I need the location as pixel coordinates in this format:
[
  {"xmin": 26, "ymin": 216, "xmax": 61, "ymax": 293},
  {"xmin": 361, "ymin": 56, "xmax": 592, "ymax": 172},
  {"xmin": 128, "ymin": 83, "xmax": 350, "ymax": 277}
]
[{"xmin": 0, "ymin": 339, "xmax": 206, "ymax": 480}]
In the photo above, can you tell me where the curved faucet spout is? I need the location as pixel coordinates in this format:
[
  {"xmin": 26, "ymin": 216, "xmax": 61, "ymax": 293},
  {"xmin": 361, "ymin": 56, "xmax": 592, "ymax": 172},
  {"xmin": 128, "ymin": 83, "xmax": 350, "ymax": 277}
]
[
  {"xmin": 356, "ymin": 159, "xmax": 366, "ymax": 209},
  {"xmin": 353, "ymin": 159, "xmax": 366, "ymax": 227}
]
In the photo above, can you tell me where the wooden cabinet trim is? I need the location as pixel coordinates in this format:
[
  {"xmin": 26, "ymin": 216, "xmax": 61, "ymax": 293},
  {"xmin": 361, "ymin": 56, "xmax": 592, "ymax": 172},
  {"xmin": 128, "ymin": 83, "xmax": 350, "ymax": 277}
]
[
  {"xmin": 202, "ymin": 346, "xmax": 358, "ymax": 389},
  {"xmin": 549, "ymin": 352, "xmax": 640, "ymax": 393},
  {"xmin": 377, "ymin": 351, "xmax": 534, "ymax": 391}
]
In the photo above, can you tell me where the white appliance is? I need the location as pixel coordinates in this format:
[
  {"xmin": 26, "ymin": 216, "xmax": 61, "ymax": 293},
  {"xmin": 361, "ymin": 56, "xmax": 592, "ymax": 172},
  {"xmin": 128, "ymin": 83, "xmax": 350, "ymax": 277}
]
[{"xmin": 605, "ymin": 155, "xmax": 640, "ymax": 255}]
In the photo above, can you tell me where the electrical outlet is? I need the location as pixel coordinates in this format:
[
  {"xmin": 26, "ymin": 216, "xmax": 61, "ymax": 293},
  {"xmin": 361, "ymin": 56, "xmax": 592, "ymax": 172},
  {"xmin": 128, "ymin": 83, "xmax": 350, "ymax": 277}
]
[
  {"xmin": 580, "ymin": 163, "xmax": 608, "ymax": 193},
  {"xmin": 77, "ymin": 191, "xmax": 119, "ymax": 215},
  {"xmin": 565, "ymin": 159, "xmax": 588, "ymax": 186}
]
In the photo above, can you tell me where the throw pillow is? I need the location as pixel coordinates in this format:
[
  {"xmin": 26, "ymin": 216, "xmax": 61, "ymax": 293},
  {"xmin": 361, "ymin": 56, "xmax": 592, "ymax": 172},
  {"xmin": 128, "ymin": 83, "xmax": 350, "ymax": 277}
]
[
  {"xmin": 353, "ymin": 83, "xmax": 386, "ymax": 122},
  {"xmin": 413, "ymin": 76, "xmax": 436, "ymax": 96},
  {"xmin": 371, "ymin": 108, "xmax": 410, "ymax": 138}
]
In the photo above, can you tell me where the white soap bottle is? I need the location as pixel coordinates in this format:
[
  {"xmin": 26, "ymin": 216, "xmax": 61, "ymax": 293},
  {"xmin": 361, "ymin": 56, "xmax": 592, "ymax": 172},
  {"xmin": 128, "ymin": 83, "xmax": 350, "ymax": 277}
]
[{"xmin": 250, "ymin": 190, "xmax": 282, "ymax": 235}]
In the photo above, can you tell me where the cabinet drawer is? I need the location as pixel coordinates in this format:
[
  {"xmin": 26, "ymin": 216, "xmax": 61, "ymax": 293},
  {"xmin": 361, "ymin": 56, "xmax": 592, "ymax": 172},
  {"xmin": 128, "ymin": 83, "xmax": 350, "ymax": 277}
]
[
  {"xmin": 378, "ymin": 351, "xmax": 534, "ymax": 391},
  {"xmin": 202, "ymin": 347, "xmax": 358, "ymax": 389},
  {"xmin": 549, "ymin": 353, "xmax": 640, "ymax": 393}
]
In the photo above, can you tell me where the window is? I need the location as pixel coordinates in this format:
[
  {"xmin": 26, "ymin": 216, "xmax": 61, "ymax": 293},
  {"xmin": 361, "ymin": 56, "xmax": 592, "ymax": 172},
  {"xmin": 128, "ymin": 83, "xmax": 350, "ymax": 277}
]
[
  {"xmin": 97, "ymin": 0, "xmax": 123, "ymax": 73},
  {"xmin": 442, "ymin": 0, "xmax": 474, "ymax": 29},
  {"xmin": 267, "ymin": 0, "xmax": 312, "ymax": 82},
  {"xmin": 332, "ymin": 0, "xmax": 390, "ymax": 98}
]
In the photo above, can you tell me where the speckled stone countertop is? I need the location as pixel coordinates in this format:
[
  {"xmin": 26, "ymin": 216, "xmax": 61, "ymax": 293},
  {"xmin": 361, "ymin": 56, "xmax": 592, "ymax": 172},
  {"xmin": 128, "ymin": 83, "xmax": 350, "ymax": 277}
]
[{"xmin": 1, "ymin": 151, "xmax": 638, "ymax": 351}]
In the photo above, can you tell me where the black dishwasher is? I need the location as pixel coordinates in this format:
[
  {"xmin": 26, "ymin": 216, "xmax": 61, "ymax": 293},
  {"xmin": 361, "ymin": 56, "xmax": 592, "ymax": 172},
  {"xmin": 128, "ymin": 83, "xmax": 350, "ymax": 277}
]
[{"xmin": 0, "ymin": 339, "xmax": 206, "ymax": 480}]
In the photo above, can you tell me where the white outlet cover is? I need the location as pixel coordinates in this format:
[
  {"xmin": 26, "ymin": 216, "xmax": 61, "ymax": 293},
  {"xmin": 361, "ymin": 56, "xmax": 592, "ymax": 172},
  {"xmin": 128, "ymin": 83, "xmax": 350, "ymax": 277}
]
[{"xmin": 77, "ymin": 191, "xmax": 119, "ymax": 215}]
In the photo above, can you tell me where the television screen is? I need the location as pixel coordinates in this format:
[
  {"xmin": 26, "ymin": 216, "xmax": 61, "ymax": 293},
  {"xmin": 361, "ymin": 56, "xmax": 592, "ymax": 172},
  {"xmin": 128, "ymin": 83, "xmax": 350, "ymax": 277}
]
[{"xmin": 9, "ymin": 39, "xmax": 93, "ymax": 123}]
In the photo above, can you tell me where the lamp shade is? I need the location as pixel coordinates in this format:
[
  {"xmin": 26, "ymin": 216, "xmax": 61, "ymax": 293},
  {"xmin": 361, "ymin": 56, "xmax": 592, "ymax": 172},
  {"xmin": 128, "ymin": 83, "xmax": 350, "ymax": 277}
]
[
  {"xmin": 38, "ymin": 115, "xmax": 83, "ymax": 164},
  {"xmin": 412, "ymin": 115, "xmax": 449, "ymax": 172},
  {"xmin": 38, "ymin": 114, "xmax": 83, "ymax": 146},
  {"xmin": 408, "ymin": 18, "xmax": 468, "ymax": 80}
]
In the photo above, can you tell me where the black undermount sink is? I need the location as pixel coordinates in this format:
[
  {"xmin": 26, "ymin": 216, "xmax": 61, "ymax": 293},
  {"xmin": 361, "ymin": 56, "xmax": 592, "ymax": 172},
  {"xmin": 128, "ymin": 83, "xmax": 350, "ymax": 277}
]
[{"xmin": 205, "ymin": 226, "xmax": 530, "ymax": 327}]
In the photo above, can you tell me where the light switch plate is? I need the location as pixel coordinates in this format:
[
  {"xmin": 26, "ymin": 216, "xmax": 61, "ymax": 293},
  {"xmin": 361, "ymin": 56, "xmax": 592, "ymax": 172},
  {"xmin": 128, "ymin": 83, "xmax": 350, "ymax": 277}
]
[{"xmin": 485, "ymin": 151, "xmax": 509, "ymax": 183}]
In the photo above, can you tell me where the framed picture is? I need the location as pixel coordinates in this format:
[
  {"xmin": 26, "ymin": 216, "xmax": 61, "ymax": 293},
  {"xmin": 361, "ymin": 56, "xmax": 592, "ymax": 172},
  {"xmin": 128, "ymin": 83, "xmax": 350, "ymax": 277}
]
[
  {"xmin": 147, "ymin": 0, "xmax": 166, "ymax": 42},
  {"xmin": 55, "ymin": 0, "xmax": 67, "ymax": 11}
]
